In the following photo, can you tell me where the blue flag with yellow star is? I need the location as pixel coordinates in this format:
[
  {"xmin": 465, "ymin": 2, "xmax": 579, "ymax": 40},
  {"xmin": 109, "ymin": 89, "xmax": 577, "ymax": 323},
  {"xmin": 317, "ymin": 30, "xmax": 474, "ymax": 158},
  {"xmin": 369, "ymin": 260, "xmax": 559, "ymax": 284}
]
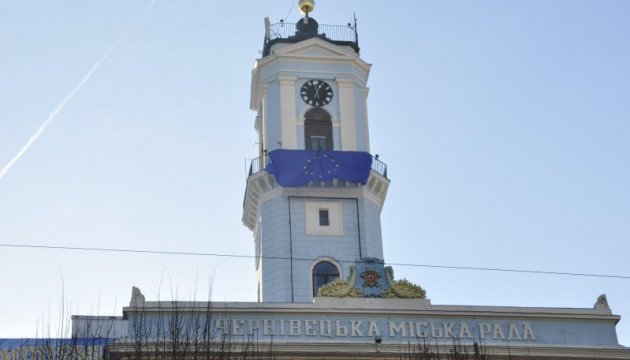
[{"xmin": 265, "ymin": 149, "xmax": 373, "ymax": 187}]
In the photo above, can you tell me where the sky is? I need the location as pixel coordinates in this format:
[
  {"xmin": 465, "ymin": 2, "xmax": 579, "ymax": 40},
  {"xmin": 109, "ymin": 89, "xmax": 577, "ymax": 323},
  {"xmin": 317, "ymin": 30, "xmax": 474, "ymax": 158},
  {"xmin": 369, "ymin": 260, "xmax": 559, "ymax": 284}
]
[{"xmin": 1, "ymin": 0, "xmax": 629, "ymax": 345}]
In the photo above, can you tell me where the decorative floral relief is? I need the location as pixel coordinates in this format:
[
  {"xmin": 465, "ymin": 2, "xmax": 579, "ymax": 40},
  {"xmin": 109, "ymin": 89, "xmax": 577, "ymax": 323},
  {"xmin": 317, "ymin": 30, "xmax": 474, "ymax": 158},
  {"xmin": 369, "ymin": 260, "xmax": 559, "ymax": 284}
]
[
  {"xmin": 384, "ymin": 266, "xmax": 427, "ymax": 299},
  {"xmin": 318, "ymin": 266, "xmax": 361, "ymax": 297},
  {"xmin": 318, "ymin": 260, "xmax": 427, "ymax": 299}
]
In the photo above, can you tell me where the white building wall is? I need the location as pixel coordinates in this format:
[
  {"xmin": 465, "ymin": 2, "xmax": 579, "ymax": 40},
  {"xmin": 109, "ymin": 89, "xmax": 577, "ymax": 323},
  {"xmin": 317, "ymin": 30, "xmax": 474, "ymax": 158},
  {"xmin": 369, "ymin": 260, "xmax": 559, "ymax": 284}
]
[
  {"xmin": 254, "ymin": 42, "xmax": 371, "ymax": 153},
  {"xmin": 264, "ymin": 81, "xmax": 282, "ymax": 152}
]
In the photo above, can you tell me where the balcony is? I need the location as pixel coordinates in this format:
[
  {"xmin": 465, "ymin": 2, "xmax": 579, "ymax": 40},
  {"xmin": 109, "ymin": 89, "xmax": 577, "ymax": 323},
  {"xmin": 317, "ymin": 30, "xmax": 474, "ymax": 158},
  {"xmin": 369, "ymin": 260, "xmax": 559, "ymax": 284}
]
[
  {"xmin": 243, "ymin": 151, "xmax": 389, "ymax": 231},
  {"xmin": 247, "ymin": 153, "xmax": 387, "ymax": 180}
]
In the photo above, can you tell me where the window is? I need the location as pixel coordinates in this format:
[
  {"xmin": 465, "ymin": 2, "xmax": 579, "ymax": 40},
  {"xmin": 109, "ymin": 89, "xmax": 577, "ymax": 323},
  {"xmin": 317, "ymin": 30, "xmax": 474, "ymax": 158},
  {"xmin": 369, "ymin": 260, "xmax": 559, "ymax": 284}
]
[
  {"xmin": 304, "ymin": 108, "xmax": 332, "ymax": 151},
  {"xmin": 319, "ymin": 209, "xmax": 330, "ymax": 226},
  {"xmin": 305, "ymin": 201, "xmax": 343, "ymax": 236},
  {"xmin": 312, "ymin": 261, "xmax": 339, "ymax": 297},
  {"xmin": 310, "ymin": 136, "xmax": 327, "ymax": 151}
]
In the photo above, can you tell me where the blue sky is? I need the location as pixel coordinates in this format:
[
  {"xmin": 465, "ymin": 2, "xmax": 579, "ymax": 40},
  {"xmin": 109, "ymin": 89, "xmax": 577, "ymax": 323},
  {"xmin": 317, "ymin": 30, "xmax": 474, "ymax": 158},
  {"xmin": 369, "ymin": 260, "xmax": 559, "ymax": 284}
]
[{"xmin": 1, "ymin": 0, "xmax": 629, "ymax": 345}]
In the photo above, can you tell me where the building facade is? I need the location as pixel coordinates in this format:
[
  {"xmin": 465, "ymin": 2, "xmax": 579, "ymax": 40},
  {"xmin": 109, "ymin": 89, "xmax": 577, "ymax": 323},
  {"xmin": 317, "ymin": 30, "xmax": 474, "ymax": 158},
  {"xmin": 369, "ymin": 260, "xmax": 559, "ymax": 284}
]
[
  {"xmin": 71, "ymin": 294, "xmax": 629, "ymax": 359},
  {"xmin": 8, "ymin": 2, "xmax": 629, "ymax": 359}
]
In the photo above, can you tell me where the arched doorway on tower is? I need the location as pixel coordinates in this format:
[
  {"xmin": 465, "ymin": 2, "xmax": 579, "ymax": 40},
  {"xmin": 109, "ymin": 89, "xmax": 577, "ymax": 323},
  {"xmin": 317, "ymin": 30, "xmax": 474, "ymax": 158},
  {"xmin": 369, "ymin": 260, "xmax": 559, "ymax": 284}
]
[{"xmin": 304, "ymin": 107, "xmax": 333, "ymax": 151}]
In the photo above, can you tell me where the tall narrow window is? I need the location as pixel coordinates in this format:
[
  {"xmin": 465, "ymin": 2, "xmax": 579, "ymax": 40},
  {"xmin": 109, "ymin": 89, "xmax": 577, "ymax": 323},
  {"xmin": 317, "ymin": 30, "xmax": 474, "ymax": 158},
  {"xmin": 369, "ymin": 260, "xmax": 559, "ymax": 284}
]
[
  {"xmin": 318, "ymin": 209, "xmax": 330, "ymax": 226},
  {"xmin": 304, "ymin": 108, "xmax": 332, "ymax": 151},
  {"xmin": 312, "ymin": 261, "xmax": 339, "ymax": 297}
]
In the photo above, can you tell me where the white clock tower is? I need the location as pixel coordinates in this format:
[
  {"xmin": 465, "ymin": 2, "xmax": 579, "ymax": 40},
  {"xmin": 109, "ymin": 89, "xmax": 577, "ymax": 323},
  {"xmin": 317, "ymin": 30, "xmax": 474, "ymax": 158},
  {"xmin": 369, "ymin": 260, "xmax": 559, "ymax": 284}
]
[{"xmin": 243, "ymin": 1, "xmax": 390, "ymax": 303}]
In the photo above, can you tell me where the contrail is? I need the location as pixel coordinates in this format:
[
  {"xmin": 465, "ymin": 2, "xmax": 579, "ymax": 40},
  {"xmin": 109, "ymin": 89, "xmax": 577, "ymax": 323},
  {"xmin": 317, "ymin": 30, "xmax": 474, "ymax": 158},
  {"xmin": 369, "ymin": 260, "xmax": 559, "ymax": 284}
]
[{"xmin": 0, "ymin": 0, "xmax": 159, "ymax": 181}]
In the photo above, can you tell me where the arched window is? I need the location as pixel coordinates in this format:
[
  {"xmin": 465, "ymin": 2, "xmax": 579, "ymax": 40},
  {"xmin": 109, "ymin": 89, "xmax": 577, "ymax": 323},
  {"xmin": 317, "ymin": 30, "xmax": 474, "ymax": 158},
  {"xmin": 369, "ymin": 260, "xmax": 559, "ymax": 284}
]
[
  {"xmin": 304, "ymin": 108, "xmax": 333, "ymax": 151},
  {"xmin": 312, "ymin": 261, "xmax": 340, "ymax": 297}
]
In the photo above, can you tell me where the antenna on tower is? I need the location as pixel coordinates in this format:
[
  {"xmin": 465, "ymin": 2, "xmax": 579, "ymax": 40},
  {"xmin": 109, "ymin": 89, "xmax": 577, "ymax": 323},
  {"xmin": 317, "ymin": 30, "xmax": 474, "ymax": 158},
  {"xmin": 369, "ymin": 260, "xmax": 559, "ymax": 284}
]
[{"xmin": 354, "ymin": 13, "xmax": 359, "ymax": 46}]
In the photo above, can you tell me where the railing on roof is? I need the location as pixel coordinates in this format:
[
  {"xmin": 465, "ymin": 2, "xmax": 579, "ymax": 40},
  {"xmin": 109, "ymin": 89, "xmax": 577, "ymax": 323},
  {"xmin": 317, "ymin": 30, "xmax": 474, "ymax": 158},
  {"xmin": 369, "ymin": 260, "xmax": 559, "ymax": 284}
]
[
  {"xmin": 247, "ymin": 153, "xmax": 387, "ymax": 179},
  {"xmin": 262, "ymin": 17, "xmax": 360, "ymax": 56},
  {"xmin": 267, "ymin": 21, "xmax": 357, "ymax": 43}
]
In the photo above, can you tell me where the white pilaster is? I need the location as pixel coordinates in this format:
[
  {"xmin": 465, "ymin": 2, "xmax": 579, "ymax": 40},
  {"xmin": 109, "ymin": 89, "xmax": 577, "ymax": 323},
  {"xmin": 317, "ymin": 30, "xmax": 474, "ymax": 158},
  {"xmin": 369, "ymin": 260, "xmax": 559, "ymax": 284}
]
[
  {"xmin": 261, "ymin": 84, "xmax": 269, "ymax": 151},
  {"xmin": 278, "ymin": 75, "xmax": 298, "ymax": 149},
  {"xmin": 362, "ymin": 87, "xmax": 371, "ymax": 152},
  {"xmin": 337, "ymin": 78, "xmax": 357, "ymax": 151}
]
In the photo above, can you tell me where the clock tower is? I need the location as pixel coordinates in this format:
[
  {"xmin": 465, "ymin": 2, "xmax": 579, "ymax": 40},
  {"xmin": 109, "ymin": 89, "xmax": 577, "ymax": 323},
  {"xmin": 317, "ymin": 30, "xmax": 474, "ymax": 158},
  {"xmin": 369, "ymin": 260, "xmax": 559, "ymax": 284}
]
[{"xmin": 243, "ymin": 1, "xmax": 389, "ymax": 302}]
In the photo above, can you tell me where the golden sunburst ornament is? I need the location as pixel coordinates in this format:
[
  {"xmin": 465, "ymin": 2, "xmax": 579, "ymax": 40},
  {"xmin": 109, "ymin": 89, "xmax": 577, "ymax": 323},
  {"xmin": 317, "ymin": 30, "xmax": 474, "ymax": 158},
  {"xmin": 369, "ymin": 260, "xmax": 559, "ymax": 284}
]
[{"xmin": 298, "ymin": 0, "xmax": 315, "ymax": 15}]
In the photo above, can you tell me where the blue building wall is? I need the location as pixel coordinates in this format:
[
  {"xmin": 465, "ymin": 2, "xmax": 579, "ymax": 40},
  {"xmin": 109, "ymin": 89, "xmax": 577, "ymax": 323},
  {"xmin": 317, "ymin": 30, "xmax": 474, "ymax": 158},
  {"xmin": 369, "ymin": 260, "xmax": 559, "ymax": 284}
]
[
  {"xmin": 289, "ymin": 197, "xmax": 360, "ymax": 302},
  {"xmin": 0, "ymin": 339, "xmax": 109, "ymax": 360},
  {"xmin": 257, "ymin": 192, "xmax": 385, "ymax": 303},
  {"xmin": 259, "ymin": 195, "xmax": 292, "ymax": 302},
  {"xmin": 357, "ymin": 197, "xmax": 384, "ymax": 259}
]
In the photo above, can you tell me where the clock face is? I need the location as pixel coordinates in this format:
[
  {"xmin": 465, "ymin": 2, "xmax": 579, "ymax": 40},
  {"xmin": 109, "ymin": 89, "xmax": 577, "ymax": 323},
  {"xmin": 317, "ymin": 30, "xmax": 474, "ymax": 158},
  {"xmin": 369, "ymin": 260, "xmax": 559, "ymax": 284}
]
[{"xmin": 300, "ymin": 80, "xmax": 333, "ymax": 107}]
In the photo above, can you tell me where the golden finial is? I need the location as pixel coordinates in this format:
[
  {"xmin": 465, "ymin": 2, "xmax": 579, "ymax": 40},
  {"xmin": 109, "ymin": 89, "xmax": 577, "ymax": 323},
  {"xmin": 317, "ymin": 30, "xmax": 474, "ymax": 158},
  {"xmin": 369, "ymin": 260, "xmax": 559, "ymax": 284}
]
[{"xmin": 298, "ymin": 0, "xmax": 315, "ymax": 15}]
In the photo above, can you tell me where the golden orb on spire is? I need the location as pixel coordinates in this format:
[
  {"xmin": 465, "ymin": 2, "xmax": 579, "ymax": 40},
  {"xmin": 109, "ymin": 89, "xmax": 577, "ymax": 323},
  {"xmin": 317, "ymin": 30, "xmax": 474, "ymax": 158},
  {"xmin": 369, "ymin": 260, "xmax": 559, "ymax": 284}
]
[{"xmin": 298, "ymin": 0, "xmax": 315, "ymax": 15}]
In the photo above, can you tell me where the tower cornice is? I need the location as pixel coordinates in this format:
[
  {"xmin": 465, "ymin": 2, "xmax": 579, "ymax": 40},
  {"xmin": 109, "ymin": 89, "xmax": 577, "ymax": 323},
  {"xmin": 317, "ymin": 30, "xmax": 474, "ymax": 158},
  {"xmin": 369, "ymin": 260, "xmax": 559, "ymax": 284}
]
[
  {"xmin": 258, "ymin": 37, "xmax": 370, "ymax": 70},
  {"xmin": 242, "ymin": 170, "xmax": 389, "ymax": 231}
]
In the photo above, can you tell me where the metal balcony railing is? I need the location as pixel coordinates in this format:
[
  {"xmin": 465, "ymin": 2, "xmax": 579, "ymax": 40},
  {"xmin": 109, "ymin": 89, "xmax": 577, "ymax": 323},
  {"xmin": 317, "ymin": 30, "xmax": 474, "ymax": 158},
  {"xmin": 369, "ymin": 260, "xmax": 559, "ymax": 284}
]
[
  {"xmin": 371, "ymin": 156, "xmax": 388, "ymax": 179},
  {"xmin": 248, "ymin": 154, "xmax": 266, "ymax": 176},
  {"xmin": 247, "ymin": 153, "xmax": 387, "ymax": 179},
  {"xmin": 262, "ymin": 17, "xmax": 360, "ymax": 56},
  {"xmin": 267, "ymin": 22, "xmax": 357, "ymax": 43}
]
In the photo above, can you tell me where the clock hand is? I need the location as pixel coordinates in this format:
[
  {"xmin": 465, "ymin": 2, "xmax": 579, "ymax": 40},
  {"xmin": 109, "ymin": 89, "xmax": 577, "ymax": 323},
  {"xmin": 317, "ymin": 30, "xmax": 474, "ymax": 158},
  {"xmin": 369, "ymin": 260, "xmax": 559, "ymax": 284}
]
[{"xmin": 314, "ymin": 83, "xmax": 323, "ymax": 99}]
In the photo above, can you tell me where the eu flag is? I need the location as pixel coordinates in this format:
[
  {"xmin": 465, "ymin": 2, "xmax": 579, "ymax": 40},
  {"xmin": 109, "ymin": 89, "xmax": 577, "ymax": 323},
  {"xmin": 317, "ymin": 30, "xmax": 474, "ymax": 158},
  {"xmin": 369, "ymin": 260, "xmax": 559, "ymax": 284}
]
[{"xmin": 265, "ymin": 149, "xmax": 373, "ymax": 187}]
